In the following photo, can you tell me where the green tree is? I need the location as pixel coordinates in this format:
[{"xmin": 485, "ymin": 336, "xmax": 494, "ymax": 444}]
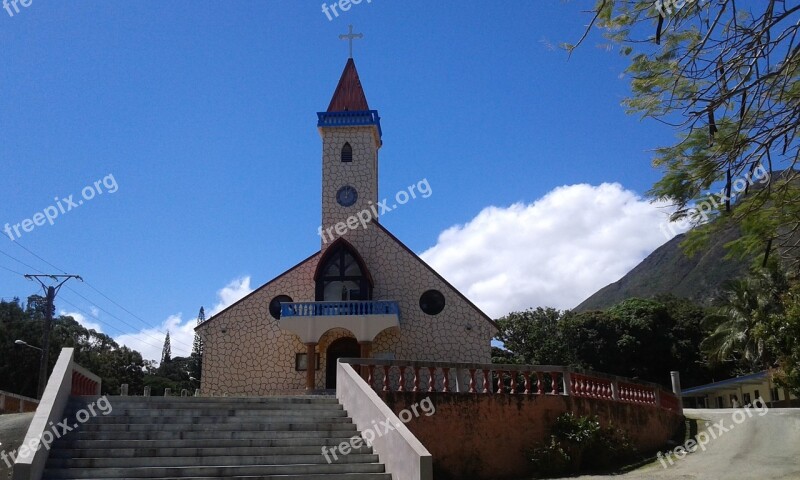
[
  {"xmin": 0, "ymin": 298, "xmax": 148, "ymax": 396},
  {"xmin": 189, "ymin": 307, "xmax": 204, "ymax": 383},
  {"xmin": 772, "ymin": 281, "xmax": 800, "ymax": 396},
  {"xmin": 561, "ymin": 298, "xmax": 715, "ymax": 386},
  {"xmin": 160, "ymin": 331, "xmax": 171, "ymax": 366},
  {"xmin": 576, "ymin": 1, "xmax": 800, "ymax": 267},
  {"xmin": 493, "ymin": 307, "xmax": 573, "ymax": 365},
  {"xmin": 702, "ymin": 263, "xmax": 789, "ymax": 371}
]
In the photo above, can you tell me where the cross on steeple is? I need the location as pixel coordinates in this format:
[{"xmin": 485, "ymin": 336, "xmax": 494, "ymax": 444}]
[{"xmin": 339, "ymin": 25, "xmax": 363, "ymax": 58}]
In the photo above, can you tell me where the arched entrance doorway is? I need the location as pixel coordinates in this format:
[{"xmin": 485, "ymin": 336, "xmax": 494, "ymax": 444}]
[{"xmin": 326, "ymin": 337, "xmax": 360, "ymax": 389}]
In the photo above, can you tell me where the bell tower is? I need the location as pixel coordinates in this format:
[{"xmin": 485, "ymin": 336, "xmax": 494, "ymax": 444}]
[{"xmin": 317, "ymin": 55, "xmax": 382, "ymax": 248}]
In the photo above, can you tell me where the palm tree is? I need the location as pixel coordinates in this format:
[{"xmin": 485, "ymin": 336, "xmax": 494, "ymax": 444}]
[{"xmin": 701, "ymin": 266, "xmax": 788, "ymax": 371}]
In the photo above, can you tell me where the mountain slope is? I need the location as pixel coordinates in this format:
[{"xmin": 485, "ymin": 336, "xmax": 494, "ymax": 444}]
[{"xmin": 574, "ymin": 225, "xmax": 751, "ymax": 312}]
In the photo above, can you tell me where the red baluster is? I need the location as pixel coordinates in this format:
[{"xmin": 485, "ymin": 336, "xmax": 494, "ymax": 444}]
[
  {"xmin": 398, "ymin": 366, "xmax": 406, "ymax": 392},
  {"xmin": 367, "ymin": 365, "xmax": 375, "ymax": 387},
  {"xmin": 509, "ymin": 372, "xmax": 517, "ymax": 394},
  {"xmin": 428, "ymin": 367, "xmax": 436, "ymax": 393},
  {"xmin": 551, "ymin": 372, "xmax": 558, "ymax": 394},
  {"xmin": 413, "ymin": 367, "xmax": 421, "ymax": 392},
  {"xmin": 523, "ymin": 371, "xmax": 531, "ymax": 394},
  {"xmin": 442, "ymin": 368, "xmax": 450, "ymax": 393},
  {"xmin": 536, "ymin": 372, "xmax": 544, "ymax": 394},
  {"xmin": 382, "ymin": 366, "xmax": 390, "ymax": 392},
  {"xmin": 482, "ymin": 369, "xmax": 490, "ymax": 393},
  {"xmin": 469, "ymin": 369, "xmax": 477, "ymax": 393},
  {"xmin": 496, "ymin": 370, "xmax": 504, "ymax": 394}
]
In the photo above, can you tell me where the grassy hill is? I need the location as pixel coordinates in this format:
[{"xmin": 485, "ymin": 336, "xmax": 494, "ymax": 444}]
[{"xmin": 574, "ymin": 224, "xmax": 752, "ymax": 312}]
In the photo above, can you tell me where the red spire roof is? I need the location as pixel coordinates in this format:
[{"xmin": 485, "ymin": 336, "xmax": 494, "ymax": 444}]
[{"xmin": 327, "ymin": 58, "xmax": 370, "ymax": 112}]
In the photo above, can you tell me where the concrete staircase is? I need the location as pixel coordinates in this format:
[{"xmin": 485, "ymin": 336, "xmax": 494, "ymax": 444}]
[{"xmin": 43, "ymin": 395, "xmax": 390, "ymax": 480}]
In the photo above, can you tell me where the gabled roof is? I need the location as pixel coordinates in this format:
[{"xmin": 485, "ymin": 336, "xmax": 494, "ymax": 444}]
[
  {"xmin": 372, "ymin": 221, "xmax": 498, "ymax": 330},
  {"xmin": 327, "ymin": 58, "xmax": 370, "ymax": 112},
  {"xmin": 195, "ymin": 251, "xmax": 320, "ymax": 331}
]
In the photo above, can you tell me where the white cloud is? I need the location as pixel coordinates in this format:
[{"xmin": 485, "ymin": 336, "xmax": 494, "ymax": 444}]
[
  {"xmin": 114, "ymin": 314, "xmax": 193, "ymax": 363},
  {"xmin": 61, "ymin": 309, "xmax": 104, "ymax": 333},
  {"xmin": 208, "ymin": 276, "xmax": 253, "ymax": 316},
  {"xmin": 420, "ymin": 183, "xmax": 687, "ymax": 319},
  {"xmin": 114, "ymin": 276, "xmax": 254, "ymax": 362}
]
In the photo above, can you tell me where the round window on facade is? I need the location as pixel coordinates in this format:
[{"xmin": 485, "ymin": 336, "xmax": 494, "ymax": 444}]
[
  {"xmin": 419, "ymin": 290, "xmax": 445, "ymax": 316},
  {"xmin": 269, "ymin": 295, "xmax": 293, "ymax": 319}
]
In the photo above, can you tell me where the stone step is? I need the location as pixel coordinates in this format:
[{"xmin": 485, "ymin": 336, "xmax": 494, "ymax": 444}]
[
  {"xmin": 49, "ymin": 445, "xmax": 372, "ymax": 459},
  {"xmin": 47, "ymin": 453, "xmax": 380, "ymax": 469},
  {"xmin": 48, "ymin": 395, "xmax": 389, "ymax": 480},
  {"xmin": 66, "ymin": 402, "xmax": 344, "ymax": 414},
  {"xmin": 44, "ymin": 474, "xmax": 390, "ymax": 480},
  {"xmin": 79, "ymin": 422, "xmax": 358, "ymax": 432},
  {"xmin": 96, "ymin": 404, "xmax": 346, "ymax": 416},
  {"xmin": 87, "ymin": 413, "xmax": 350, "ymax": 424},
  {"xmin": 43, "ymin": 462, "xmax": 387, "ymax": 479},
  {"xmin": 70, "ymin": 429, "xmax": 358, "ymax": 441},
  {"xmin": 70, "ymin": 395, "xmax": 339, "ymax": 405},
  {"xmin": 56, "ymin": 436, "xmax": 361, "ymax": 450}
]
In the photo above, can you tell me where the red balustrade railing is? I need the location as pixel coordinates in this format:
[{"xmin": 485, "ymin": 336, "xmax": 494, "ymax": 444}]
[
  {"xmin": 71, "ymin": 371, "xmax": 100, "ymax": 396},
  {"xmin": 571, "ymin": 373, "xmax": 615, "ymax": 400},
  {"xmin": 341, "ymin": 359, "xmax": 679, "ymax": 413}
]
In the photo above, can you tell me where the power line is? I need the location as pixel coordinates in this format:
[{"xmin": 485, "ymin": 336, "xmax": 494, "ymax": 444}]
[
  {"xmin": 26, "ymin": 274, "xmax": 82, "ymax": 398},
  {"xmin": 0, "ymin": 249, "xmax": 45, "ymax": 275},
  {"xmin": 7, "ymin": 240, "xmax": 193, "ymax": 350},
  {"xmin": 1, "ymin": 242, "xmax": 170, "ymax": 354},
  {"xmin": 58, "ymin": 296, "xmax": 166, "ymax": 352},
  {"xmin": 64, "ymin": 285, "xmax": 192, "ymax": 350},
  {"xmin": 82, "ymin": 281, "xmax": 193, "ymax": 349},
  {"xmin": 0, "ymin": 263, "xmax": 26, "ymax": 277},
  {"xmin": 12, "ymin": 241, "xmax": 68, "ymax": 274}
]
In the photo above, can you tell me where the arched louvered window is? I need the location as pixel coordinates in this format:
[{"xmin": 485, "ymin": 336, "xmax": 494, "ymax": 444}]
[
  {"xmin": 341, "ymin": 142, "xmax": 353, "ymax": 163},
  {"xmin": 315, "ymin": 240, "xmax": 372, "ymax": 301}
]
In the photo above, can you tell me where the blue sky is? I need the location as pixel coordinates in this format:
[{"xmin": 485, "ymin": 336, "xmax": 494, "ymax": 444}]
[{"xmin": 0, "ymin": 1, "xmax": 683, "ymax": 360}]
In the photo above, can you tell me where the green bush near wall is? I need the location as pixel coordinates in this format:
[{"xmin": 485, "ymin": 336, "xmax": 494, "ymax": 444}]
[{"xmin": 530, "ymin": 412, "xmax": 637, "ymax": 477}]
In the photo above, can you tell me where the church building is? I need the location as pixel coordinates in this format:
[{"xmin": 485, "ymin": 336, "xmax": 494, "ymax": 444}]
[{"xmin": 196, "ymin": 55, "xmax": 496, "ymax": 396}]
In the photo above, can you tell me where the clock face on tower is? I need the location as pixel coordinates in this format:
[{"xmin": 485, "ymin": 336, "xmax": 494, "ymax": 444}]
[{"xmin": 336, "ymin": 185, "xmax": 358, "ymax": 207}]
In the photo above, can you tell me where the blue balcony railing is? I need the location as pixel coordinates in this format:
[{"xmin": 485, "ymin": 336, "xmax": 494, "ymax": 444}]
[
  {"xmin": 317, "ymin": 110, "xmax": 382, "ymax": 138},
  {"xmin": 281, "ymin": 300, "xmax": 399, "ymax": 318}
]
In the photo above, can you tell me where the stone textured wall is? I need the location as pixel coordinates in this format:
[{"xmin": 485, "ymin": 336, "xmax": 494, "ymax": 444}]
[
  {"xmin": 321, "ymin": 125, "xmax": 379, "ymax": 243},
  {"xmin": 380, "ymin": 392, "xmax": 685, "ymax": 480},
  {"xmin": 197, "ymin": 122, "xmax": 495, "ymax": 396},
  {"xmin": 198, "ymin": 254, "xmax": 320, "ymax": 396}
]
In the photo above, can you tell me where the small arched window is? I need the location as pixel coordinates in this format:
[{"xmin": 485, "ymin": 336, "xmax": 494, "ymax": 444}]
[{"xmin": 341, "ymin": 143, "xmax": 353, "ymax": 163}]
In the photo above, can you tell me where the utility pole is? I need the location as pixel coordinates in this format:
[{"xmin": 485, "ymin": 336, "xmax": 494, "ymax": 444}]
[{"xmin": 25, "ymin": 274, "xmax": 82, "ymax": 399}]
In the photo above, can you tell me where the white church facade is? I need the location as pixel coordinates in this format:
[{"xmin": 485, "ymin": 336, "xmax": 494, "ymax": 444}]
[{"xmin": 196, "ymin": 57, "xmax": 496, "ymax": 396}]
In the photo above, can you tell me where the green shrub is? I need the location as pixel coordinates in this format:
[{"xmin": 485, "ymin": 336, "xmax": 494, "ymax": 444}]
[{"xmin": 530, "ymin": 413, "xmax": 636, "ymax": 478}]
